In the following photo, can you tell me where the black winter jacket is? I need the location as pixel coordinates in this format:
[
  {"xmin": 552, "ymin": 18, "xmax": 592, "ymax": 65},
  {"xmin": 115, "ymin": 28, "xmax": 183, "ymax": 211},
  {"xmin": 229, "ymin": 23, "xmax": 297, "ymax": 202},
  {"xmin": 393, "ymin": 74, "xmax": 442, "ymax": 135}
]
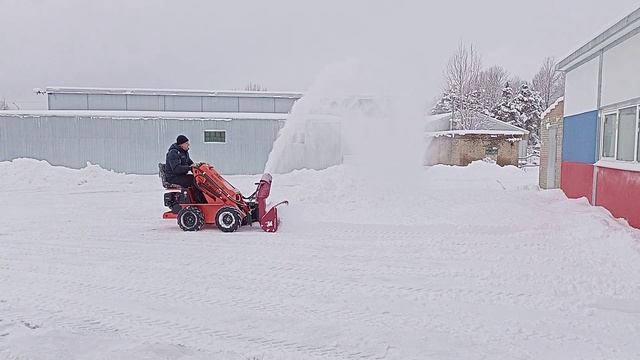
[{"xmin": 165, "ymin": 143, "xmax": 194, "ymax": 177}]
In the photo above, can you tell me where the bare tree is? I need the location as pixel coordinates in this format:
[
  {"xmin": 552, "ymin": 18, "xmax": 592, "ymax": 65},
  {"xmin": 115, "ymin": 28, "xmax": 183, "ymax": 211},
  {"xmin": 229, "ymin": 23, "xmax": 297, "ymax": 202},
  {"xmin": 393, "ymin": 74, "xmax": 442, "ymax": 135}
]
[
  {"xmin": 454, "ymin": 109, "xmax": 492, "ymax": 130},
  {"xmin": 445, "ymin": 42, "xmax": 482, "ymax": 112},
  {"xmin": 477, "ymin": 65, "xmax": 510, "ymax": 110},
  {"xmin": 509, "ymin": 75, "xmax": 526, "ymax": 92},
  {"xmin": 532, "ymin": 57, "xmax": 565, "ymax": 109},
  {"xmin": 244, "ymin": 82, "xmax": 268, "ymax": 92},
  {"xmin": 0, "ymin": 99, "xmax": 10, "ymax": 110}
]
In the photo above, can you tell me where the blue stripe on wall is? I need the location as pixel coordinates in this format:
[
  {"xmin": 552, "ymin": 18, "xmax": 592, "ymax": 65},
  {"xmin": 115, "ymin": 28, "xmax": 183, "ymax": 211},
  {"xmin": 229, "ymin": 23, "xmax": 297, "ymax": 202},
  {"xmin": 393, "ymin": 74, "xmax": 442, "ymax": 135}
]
[{"xmin": 562, "ymin": 110, "xmax": 599, "ymax": 164}]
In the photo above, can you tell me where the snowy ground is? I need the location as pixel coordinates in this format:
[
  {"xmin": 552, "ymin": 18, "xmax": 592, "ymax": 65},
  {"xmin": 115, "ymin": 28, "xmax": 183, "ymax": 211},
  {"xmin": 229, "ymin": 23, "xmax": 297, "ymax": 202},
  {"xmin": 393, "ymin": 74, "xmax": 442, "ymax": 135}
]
[{"xmin": 1, "ymin": 159, "xmax": 640, "ymax": 360}]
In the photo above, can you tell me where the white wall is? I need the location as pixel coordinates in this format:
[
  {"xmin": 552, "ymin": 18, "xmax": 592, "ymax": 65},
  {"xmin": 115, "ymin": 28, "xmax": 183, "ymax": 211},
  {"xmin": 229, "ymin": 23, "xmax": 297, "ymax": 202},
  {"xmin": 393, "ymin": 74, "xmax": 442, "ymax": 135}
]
[
  {"xmin": 602, "ymin": 32, "xmax": 640, "ymax": 107},
  {"xmin": 564, "ymin": 56, "xmax": 600, "ymax": 117}
]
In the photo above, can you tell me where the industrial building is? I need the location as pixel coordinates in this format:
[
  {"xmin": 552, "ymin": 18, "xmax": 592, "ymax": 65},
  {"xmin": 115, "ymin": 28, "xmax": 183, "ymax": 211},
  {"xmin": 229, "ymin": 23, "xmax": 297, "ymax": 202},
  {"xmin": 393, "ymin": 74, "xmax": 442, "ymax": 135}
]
[
  {"xmin": 0, "ymin": 87, "xmax": 302, "ymax": 175},
  {"xmin": 557, "ymin": 7, "xmax": 640, "ymax": 227}
]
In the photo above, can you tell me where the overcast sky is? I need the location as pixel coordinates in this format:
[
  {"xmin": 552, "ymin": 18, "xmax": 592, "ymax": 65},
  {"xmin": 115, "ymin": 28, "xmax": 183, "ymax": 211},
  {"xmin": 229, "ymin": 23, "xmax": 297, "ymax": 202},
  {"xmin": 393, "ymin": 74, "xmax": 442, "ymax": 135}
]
[{"xmin": 2, "ymin": 0, "xmax": 638, "ymax": 108}]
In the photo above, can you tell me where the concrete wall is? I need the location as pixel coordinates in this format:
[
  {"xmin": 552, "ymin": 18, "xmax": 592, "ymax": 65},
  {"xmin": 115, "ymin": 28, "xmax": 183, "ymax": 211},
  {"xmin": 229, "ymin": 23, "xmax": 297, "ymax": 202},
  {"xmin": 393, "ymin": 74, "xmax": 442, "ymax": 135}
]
[{"xmin": 0, "ymin": 114, "xmax": 282, "ymax": 175}]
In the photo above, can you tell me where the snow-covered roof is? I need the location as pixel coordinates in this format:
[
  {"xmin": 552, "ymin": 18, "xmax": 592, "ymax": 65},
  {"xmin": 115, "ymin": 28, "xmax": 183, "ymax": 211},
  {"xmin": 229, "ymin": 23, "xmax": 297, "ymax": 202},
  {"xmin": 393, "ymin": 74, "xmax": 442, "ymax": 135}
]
[
  {"xmin": 0, "ymin": 110, "xmax": 288, "ymax": 121},
  {"xmin": 557, "ymin": 7, "xmax": 640, "ymax": 71},
  {"xmin": 425, "ymin": 112, "xmax": 528, "ymax": 135},
  {"xmin": 427, "ymin": 130, "xmax": 526, "ymax": 137},
  {"xmin": 42, "ymin": 86, "xmax": 304, "ymax": 99},
  {"xmin": 540, "ymin": 97, "xmax": 564, "ymax": 119}
]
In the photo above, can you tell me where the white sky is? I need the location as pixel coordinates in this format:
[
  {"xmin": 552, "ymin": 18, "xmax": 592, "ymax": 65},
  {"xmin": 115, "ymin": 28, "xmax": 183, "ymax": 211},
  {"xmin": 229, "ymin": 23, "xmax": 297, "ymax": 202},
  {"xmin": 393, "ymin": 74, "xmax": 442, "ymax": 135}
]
[{"xmin": 1, "ymin": 0, "xmax": 638, "ymax": 109}]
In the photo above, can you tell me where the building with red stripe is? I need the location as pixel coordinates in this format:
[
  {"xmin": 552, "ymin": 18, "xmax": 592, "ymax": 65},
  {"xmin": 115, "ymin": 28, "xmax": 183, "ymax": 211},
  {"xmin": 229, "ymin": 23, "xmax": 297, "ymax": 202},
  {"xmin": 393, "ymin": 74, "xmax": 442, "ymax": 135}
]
[{"xmin": 557, "ymin": 7, "xmax": 640, "ymax": 228}]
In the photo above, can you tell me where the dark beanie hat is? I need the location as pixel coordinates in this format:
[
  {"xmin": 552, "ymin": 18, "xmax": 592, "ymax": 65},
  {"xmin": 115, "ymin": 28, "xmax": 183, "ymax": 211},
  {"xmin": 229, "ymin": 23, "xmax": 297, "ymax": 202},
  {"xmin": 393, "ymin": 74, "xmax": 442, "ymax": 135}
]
[{"xmin": 176, "ymin": 135, "xmax": 189, "ymax": 145}]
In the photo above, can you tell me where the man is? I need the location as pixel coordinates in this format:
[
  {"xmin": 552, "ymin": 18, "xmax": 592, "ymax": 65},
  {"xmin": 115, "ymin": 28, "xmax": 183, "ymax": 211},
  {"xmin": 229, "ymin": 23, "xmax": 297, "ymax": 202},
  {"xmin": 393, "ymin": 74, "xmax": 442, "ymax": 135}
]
[{"xmin": 165, "ymin": 135, "xmax": 206, "ymax": 203}]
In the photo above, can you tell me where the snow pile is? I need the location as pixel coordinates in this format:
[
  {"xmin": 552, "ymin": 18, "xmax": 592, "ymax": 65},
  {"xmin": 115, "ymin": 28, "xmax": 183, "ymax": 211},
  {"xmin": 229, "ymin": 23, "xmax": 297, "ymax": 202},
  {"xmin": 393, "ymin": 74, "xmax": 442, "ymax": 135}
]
[
  {"xmin": 2, "ymin": 159, "xmax": 640, "ymax": 359},
  {"xmin": 0, "ymin": 158, "xmax": 538, "ymax": 228},
  {"xmin": 263, "ymin": 161, "xmax": 539, "ymax": 227},
  {"xmin": 0, "ymin": 158, "xmax": 146, "ymax": 191}
]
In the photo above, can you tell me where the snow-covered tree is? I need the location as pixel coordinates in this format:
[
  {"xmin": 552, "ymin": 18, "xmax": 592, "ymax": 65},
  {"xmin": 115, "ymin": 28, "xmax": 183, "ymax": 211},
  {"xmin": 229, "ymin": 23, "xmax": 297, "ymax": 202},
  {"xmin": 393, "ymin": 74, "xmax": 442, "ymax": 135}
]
[
  {"xmin": 532, "ymin": 57, "xmax": 565, "ymax": 109},
  {"xmin": 445, "ymin": 43, "xmax": 481, "ymax": 95},
  {"xmin": 431, "ymin": 88, "xmax": 455, "ymax": 114},
  {"xmin": 443, "ymin": 42, "xmax": 482, "ymax": 112},
  {"xmin": 509, "ymin": 76, "xmax": 526, "ymax": 92},
  {"xmin": 0, "ymin": 99, "xmax": 11, "ymax": 110},
  {"xmin": 512, "ymin": 83, "xmax": 544, "ymax": 145},
  {"xmin": 490, "ymin": 82, "xmax": 518, "ymax": 125},
  {"xmin": 431, "ymin": 86, "xmax": 485, "ymax": 115},
  {"xmin": 432, "ymin": 43, "xmax": 548, "ymax": 133},
  {"xmin": 477, "ymin": 65, "xmax": 510, "ymax": 112}
]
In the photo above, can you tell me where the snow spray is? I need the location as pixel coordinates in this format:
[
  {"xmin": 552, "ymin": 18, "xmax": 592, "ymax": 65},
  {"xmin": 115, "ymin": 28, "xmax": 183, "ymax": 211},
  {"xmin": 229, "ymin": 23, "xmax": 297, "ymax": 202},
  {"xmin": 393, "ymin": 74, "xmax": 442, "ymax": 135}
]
[{"xmin": 265, "ymin": 59, "xmax": 431, "ymax": 193}]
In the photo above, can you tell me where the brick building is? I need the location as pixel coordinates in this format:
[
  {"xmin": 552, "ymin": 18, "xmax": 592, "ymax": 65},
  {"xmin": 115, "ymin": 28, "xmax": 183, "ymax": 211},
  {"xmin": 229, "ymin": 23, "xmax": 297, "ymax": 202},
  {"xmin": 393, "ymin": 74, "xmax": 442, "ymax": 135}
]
[
  {"xmin": 539, "ymin": 97, "xmax": 564, "ymax": 189},
  {"xmin": 425, "ymin": 112, "xmax": 528, "ymax": 167}
]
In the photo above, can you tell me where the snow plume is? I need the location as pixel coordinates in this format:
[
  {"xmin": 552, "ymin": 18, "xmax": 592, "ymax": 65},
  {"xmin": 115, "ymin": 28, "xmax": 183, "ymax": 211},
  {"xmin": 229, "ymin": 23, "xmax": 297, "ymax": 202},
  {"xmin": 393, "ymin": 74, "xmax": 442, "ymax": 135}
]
[{"xmin": 265, "ymin": 59, "xmax": 430, "ymax": 193}]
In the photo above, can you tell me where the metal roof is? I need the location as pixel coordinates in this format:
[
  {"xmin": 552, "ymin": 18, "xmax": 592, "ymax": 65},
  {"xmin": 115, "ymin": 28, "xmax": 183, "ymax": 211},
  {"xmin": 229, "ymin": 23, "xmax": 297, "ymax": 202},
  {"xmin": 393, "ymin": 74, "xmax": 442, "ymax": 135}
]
[
  {"xmin": 425, "ymin": 112, "xmax": 529, "ymax": 134},
  {"xmin": 557, "ymin": 7, "xmax": 640, "ymax": 72},
  {"xmin": 42, "ymin": 86, "xmax": 304, "ymax": 99},
  {"xmin": 0, "ymin": 110, "xmax": 288, "ymax": 121}
]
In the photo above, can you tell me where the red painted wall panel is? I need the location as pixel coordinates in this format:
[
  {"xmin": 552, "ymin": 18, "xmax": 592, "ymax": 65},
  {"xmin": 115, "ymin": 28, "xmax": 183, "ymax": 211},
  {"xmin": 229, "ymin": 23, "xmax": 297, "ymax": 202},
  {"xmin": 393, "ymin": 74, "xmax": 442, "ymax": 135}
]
[
  {"xmin": 561, "ymin": 162, "xmax": 594, "ymax": 204},
  {"xmin": 595, "ymin": 166, "xmax": 640, "ymax": 228}
]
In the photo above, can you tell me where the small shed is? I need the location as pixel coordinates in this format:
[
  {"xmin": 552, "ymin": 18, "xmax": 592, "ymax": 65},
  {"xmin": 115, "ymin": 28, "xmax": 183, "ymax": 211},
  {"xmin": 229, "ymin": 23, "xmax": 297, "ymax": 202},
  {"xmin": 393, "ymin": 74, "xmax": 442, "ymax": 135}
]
[{"xmin": 425, "ymin": 112, "xmax": 529, "ymax": 167}]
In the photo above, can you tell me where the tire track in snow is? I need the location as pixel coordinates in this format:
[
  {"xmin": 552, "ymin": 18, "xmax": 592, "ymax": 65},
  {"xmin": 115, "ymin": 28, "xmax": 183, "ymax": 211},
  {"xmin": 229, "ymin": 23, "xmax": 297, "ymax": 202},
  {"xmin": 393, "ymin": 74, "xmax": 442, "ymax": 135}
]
[
  {"xmin": 2, "ymin": 217, "xmax": 637, "ymax": 358},
  {"xmin": 5, "ymin": 294, "xmax": 381, "ymax": 360}
]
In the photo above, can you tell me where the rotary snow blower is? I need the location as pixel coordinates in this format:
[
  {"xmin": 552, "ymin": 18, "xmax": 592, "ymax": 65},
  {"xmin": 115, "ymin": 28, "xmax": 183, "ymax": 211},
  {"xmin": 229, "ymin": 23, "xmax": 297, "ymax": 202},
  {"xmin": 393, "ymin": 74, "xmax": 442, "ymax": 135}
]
[{"xmin": 159, "ymin": 163, "xmax": 288, "ymax": 233}]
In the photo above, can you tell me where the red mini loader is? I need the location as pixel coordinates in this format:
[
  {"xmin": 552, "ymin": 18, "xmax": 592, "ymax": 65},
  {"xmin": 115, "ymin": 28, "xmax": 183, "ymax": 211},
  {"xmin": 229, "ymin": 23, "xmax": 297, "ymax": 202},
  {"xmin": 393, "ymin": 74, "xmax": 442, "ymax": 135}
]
[{"xmin": 159, "ymin": 163, "xmax": 288, "ymax": 233}]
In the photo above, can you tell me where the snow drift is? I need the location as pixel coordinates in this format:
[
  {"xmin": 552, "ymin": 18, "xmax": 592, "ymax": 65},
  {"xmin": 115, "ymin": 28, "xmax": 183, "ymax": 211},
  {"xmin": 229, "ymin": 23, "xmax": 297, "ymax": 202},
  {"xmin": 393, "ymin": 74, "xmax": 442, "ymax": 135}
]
[{"xmin": 2, "ymin": 159, "xmax": 640, "ymax": 360}]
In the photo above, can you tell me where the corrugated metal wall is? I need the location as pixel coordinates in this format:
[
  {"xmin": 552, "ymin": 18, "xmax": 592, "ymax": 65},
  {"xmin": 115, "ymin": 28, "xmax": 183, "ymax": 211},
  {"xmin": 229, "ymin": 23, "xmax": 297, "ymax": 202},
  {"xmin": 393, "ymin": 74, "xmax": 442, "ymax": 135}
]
[
  {"xmin": 48, "ymin": 93, "xmax": 298, "ymax": 113},
  {"xmin": 0, "ymin": 114, "xmax": 282, "ymax": 175}
]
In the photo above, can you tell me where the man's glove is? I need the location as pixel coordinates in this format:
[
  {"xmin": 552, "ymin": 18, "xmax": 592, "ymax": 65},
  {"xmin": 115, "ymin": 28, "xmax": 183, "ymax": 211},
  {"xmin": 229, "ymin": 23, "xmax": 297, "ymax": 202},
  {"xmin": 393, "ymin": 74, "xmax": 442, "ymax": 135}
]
[{"xmin": 193, "ymin": 162, "xmax": 205, "ymax": 167}]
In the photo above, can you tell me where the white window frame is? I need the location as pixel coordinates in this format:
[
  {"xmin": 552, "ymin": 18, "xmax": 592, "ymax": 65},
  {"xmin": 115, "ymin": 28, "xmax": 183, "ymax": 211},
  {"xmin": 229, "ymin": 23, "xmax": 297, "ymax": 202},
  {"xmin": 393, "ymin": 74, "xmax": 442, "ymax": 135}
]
[
  {"xmin": 601, "ymin": 111, "xmax": 618, "ymax": 160},
  {"xmin": 616, "ymin": 106, "xmax": 640, "ymax": 162},
  {"xmin": 599, "ymin": 105, "xmax": 640, "ymax": 163},
  {"xmin": 203, "ymin": 130, "xmax": 227, "ymax": 144}
]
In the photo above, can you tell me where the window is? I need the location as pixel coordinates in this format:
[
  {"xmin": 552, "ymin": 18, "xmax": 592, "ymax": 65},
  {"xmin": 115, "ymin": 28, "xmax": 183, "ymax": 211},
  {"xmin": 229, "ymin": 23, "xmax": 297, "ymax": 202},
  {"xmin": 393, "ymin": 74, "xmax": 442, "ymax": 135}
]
[
  {"xmin": 616, "ymin": 107, "xmax": 637, "ymax": 161},
  {"xmin": 485, "ymin": 146, "xmax": 498, "ymax": 156},
  {"xmin": 602, "ymin": 113, "xmax": 617, "ymax": 158},
  {"xmin": 600, "ymin": 105, "xmax": 640, "ymax": 162},
  {"xmin": 204, "ymin": 130, "xmax": 226, "ymax": 143}
]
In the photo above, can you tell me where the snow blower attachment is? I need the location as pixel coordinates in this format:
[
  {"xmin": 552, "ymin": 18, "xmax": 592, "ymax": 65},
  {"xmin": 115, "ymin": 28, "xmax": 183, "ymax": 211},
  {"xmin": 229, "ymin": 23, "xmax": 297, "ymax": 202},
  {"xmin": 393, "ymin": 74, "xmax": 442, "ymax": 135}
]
[{"xmin": 160, "ymin": 163, "xmax": 288, "ymax": 233}]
